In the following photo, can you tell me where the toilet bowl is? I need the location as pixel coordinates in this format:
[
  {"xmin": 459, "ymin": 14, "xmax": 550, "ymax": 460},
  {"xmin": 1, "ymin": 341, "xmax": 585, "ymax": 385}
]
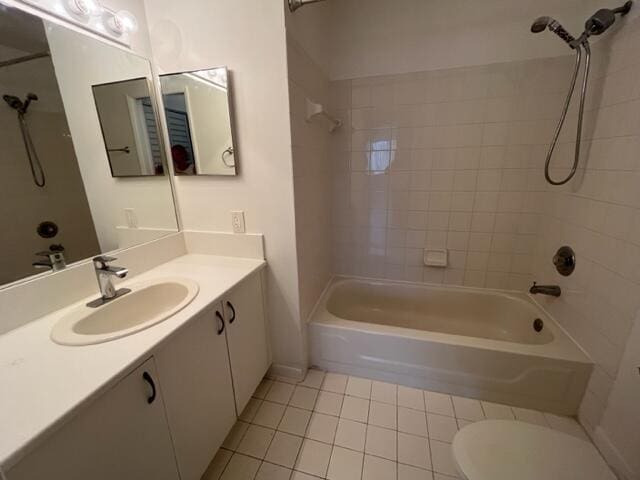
[{"xmin": 452, "ymin": 420, "xmax": 616, "ymax": 480}]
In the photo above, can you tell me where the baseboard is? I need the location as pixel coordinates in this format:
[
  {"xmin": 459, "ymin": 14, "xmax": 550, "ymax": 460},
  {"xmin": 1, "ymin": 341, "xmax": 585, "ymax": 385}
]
[
  {"xmin": 592, "ymin": 425, "xmax": 636, "ymax": 480},
  {"xmin": 268, "ymin": 363, "xmax": 306, "ymax": 382}
]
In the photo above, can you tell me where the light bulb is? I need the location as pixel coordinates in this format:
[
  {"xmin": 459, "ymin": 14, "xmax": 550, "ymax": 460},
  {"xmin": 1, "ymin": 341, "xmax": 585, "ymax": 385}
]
[
  {"xmin": 64, "ymin": 0, "xmax": 103, "ymax": 19},
  {"xmin": 106, "ymin": 9, "xmax": 138, "ymax": 35}
]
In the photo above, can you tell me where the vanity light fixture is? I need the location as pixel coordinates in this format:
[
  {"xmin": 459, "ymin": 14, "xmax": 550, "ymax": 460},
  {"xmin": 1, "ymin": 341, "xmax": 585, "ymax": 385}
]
[
  {"xmin": 64, "ymin": 0, "xmax": 103, "ymax": 19},
  {"xmin": 105, "ymin": 9, "xmax": 138, "ymax": 35}
]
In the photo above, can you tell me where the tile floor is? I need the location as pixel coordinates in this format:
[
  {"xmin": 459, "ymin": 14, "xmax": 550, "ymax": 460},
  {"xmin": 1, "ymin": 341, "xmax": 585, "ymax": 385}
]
[{"xmin": 203, "ymin": 370, "xmax": 588, "ymax": 480}]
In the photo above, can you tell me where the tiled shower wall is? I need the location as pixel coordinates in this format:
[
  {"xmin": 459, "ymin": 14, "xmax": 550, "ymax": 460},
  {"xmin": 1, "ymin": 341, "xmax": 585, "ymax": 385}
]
[
  {"xmin": 287, "ymin": 37, "xmax": 333, "ymax": 322},
  {"xmin": 532, "ymin": 17, "xmax": 640, "ymax": 445},
  {"xmin": 329, "ymin": 55, "xmax": 575, "ymax": 289}
]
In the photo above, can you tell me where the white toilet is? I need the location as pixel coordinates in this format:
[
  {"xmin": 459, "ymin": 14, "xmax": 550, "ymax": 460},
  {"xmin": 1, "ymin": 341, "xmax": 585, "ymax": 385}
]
[{"xmin": 452, "ymin": 420, "xmax": 617, "ymax": 480}]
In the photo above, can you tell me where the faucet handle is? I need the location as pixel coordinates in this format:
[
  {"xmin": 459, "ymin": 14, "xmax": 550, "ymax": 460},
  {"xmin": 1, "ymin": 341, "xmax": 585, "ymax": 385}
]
[{"xmin": 93, "ymin": 255, "xmax": 117, "ymax": 268}]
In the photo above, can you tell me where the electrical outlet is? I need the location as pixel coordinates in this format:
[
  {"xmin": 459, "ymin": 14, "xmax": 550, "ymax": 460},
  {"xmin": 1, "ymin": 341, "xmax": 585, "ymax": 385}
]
[{"xmin": 231, "ymin": 211, "xmax": 246, "ymax": 233}]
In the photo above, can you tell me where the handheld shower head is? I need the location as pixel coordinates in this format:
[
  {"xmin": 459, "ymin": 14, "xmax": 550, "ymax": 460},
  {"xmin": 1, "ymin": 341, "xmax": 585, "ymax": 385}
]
[
  {"xmin": 531, "ymin": 16, "xmax": 553, "ymax": 33},
  {"xmin": 530, "ymin": 16, "xmax": 577, "ymax": 47}
]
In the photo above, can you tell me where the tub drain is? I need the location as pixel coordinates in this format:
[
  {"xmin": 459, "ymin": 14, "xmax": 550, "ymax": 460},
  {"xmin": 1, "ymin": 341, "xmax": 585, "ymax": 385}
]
[{"xmin": 533, "ymin": 318, "xmax": 544, "ymax": 332}]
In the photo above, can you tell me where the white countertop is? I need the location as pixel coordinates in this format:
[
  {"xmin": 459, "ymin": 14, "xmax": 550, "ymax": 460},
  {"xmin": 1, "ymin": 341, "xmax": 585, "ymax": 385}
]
[{"xmin": 0, "ymin": 254, "xmax": 265, "ymax": 471}]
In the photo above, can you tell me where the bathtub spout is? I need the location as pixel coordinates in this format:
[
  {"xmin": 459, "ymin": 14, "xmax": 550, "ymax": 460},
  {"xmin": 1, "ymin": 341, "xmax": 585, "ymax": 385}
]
[{"xmin": 529, "ymin": 282, "xmax": 562, "ymax": 297}]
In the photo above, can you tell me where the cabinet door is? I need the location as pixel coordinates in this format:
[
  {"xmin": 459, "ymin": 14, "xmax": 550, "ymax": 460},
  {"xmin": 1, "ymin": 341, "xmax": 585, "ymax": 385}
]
[
  {"xmin": 224, "ymin": 273, "xmax": 270, "ymax": 413},
  {"xmin": 155, "ymin": 307, "xmax": 237, "ymax": 480},
  {"xmin": 7, "ymin": 358, "xmax": 179, "ymax": 480}
]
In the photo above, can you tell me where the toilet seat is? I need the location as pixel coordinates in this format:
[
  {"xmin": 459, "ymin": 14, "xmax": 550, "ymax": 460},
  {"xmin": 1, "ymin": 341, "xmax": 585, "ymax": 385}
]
[{"xmin": 452, "ymin": 420, "xmax": 616, "ymax": 480}]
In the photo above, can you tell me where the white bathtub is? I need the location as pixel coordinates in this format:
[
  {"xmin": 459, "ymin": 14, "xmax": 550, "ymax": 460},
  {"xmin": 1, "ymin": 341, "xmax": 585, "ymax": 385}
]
[{"xmin": 309, "ymin": 277, "xmax": 593, "ymax": 415}]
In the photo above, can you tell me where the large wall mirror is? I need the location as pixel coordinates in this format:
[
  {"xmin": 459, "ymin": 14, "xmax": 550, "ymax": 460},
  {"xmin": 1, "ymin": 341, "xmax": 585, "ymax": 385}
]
[
  {"xmin": 160, "ymin": 68, "xmax": 238, "ymax": 176},
  {"xmin": 0, "ymin": 4, "xmax": 178, "ymax": 287}
]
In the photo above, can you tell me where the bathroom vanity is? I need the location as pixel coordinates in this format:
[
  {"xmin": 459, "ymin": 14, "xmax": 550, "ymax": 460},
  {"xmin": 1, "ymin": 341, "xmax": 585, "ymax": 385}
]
[{"xmin": 0, "ymin": 253, "xmax": 269, "ymax": 480}]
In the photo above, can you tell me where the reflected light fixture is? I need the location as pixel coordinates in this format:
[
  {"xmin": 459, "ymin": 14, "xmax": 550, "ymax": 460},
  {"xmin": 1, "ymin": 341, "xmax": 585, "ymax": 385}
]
[
  {"xmin": 106, "ymin": 9, "xmax": 138, "ymax": 35},
  {"xmin": 64, "ymin": 0, "xmax": 103, "ymax": 18}
]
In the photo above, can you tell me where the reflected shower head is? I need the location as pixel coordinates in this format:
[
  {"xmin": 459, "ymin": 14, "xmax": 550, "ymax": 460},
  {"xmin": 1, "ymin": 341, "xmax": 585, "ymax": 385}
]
[
  {"xmin": 288, "ymin": 0, "xmax": 328, "ymax": 12},
  {"xmin": 3, "ymin": 94, "xmax": 22, "ymax": 110},
  {"xmin": 530, "ymin": 16, "xmax": 577, "ymax": 47},
  {"xmin": 3, "ymin": 93, "xmax": 37, "ymax": 114}
]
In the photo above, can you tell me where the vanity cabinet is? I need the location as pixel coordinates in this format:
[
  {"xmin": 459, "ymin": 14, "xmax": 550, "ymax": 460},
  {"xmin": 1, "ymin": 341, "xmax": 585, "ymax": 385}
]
[
  {"xmin": 6, "ymin": 273, "xmax": 269, "ymax": 480},
  {"xmin": 222, "ymin": 272, "xmax": 270, "ymax": 413},
  {"xmin": 7, "ymin": 359, "xmax": 180, "ymax": 480},
  {"xmin": 155, "ymin": 308, "xmax": 237, "ymax": 480}
]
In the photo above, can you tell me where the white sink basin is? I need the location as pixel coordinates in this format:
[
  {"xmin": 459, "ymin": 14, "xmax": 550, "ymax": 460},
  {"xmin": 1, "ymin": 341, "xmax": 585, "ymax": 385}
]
[{"xmin": 51, "ymin": 277, "xmax": 199, "ymax": 346}]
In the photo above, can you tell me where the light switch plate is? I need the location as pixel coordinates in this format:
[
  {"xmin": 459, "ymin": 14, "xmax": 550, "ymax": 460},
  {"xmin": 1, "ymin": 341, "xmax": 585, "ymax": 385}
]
[
  {"xmin": 124, "ymin": 208, "xmax": 138, "ymax": 228},
  {"xmin": 231, "ymin": 211, "xmax": 246, "ymax": 233}
]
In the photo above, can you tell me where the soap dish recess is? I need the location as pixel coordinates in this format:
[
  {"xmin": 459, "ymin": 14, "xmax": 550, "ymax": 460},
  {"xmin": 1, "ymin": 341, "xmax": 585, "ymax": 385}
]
[{"xmin": 424, "ymin": 249, "xmax": 448, "ymax": 267}]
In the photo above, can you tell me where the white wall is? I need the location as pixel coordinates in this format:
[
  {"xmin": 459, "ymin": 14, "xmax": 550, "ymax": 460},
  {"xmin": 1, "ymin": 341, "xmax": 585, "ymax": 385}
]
[
  {"xmin": 284, "ymin": 0, "xmax": 624, "ymax": 81},
  {"xmin": 143, "ymin": 0, "xmax": 307, "ymax": 376},
  {"xmin": 46, "ymin": 22, "xmax": 178, "ymax": 252}
]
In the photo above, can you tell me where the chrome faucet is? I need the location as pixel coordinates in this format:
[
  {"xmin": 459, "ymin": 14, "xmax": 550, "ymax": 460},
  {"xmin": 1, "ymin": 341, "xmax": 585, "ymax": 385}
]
[
  {"xmin": 87, "ymin": 256, "xmax": 131, "ymax": 308},
  {"xmin": 529, "ymin": 282, "xmax": 562, "ymax": 297}
]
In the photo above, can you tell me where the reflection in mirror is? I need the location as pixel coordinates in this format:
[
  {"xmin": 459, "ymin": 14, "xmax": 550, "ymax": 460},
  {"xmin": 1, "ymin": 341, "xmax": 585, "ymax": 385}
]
[
  {"xmin": 160, "ymin": 67, "xmax": 238, "ymax": 176},
  {"xmin": 0, "ymin": 5, "xmax": 178, "ymax": 287},
  {"xmin": 92, "ymin": 78, "xmax": 165, "ymax": 177}
]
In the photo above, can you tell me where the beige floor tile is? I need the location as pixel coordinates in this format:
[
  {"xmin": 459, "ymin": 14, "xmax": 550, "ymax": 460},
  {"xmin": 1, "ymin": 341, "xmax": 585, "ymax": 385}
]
[
  {"xmin": 371, "ymin": 381, "xmax": 397, "ymax": 405},
  {"xmin": 398, "ymin": 432, "xmax": 431, "ymax": 470},
  {"xmin": 306, "ymin": 412, "xmax": 339, "ymax": 444},
  {"xmin": 255, "ymin": 461, "xmax": 292, "ymax": 480},
  {"xmin": 424, "ymin": 392, "xmax": 454, "ymax": 417},
  {"xmin": 299, "ymin": 369, "xmax": 326, "ymax": 389},
  {"xmin": 236, "ymin": 424, "xmax": 275, "ymax": 459},
  {"xmin": 451, "ymin": 396, "xmax": 484, "ymax": 422},
  {"xmin": 345, "ymin": 376, "xmax": 373, "ymax": 399},
  {"xmin": 327, "ymin": 446, "xmax": 364, "ymax": 480},
  {"xmin": 335, "ymin": 418, "xmax": 367, "ymax": 451},
  {"xmin": 398, "ymin": 463, "xmax": 434, "ymax": 480},
  {"xmin": 427, "ymin": 413, "xmax": 458, "ymax": 442},
  {"xmin": 220, "ymin": 453, "xmax": 261, "ymax": 480},
  {"xmin": 429, "ymin": 440, "xmax": 457, "ymax": 477},
  {"xmin": 365, "ymin": 425, "xmax": 397, "ymax": 460},
  {"xmin": 254, "ymin": 401, "xmax": 286, "ymax": 429},
  {"xmin": 363, "ymin": 454, "xmax": 397, "ymax": 480},
  {"xmin": 398, "ymin": 386, "xmax": 425, "ymax": 411},
  {"xmin": 369, "ymin": 401, "xmax": 397, "ymax": 430},
  {"xmin": 279, "ymin": 406, "xmax": 311, "ymax": 436},
  {"xmin": 266, "ymin": 382, "xmax": 295, "ymax": 404},
  {"xmin": 322, "ymin": 373, "xmax": 349, "ymax": 394},
  {"xmin": 315, "ymin": 391, "xmax": 344, "ymax": 416},
  {"xmin": 398, "ymin": 407, "xmax": 428, "ymax": 437},
  {"xmin": 290, "ymin": 386, "xmax": 320, "ymax": 410},
  {"xmin": 341, "ymin": 396, "xmax": 370, "ymax": 422},
  {"xmin": 265, "ymin": 431, "xmax": 303, "ymax": 468},
  {"xmin": 295, "ymin": 439, "xmax": 333, "ymax": 477},
  {"xmin": 481, "ymin": 402, "xmax": 514, "ymax": 420}
]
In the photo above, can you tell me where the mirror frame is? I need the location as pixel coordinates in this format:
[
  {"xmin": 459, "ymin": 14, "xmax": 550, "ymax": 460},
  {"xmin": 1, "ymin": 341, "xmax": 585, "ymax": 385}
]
[{"xmin": 159, "ymin": 66, "xmax": 239, "ymax": 177}]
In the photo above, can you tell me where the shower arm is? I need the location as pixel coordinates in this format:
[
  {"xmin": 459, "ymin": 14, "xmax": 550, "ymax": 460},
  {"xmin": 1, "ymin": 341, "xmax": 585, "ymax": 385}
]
[{"xmin": 544, "ymin": 41, "xmax": 591, "ymax": 186}]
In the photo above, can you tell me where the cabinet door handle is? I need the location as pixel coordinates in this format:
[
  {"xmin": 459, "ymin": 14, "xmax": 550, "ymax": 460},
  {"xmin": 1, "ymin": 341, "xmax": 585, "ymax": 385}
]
[
  {"xmin": 142, "ymin": 371, "xmax": 156, "ymax": 404},
  {"xmin": 226, "ymin": 301, "xmax": 236, "ymax": 324},
  {"xmin": 216, "ymin": 310, "xmax": 225, "ymax": 335}
]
